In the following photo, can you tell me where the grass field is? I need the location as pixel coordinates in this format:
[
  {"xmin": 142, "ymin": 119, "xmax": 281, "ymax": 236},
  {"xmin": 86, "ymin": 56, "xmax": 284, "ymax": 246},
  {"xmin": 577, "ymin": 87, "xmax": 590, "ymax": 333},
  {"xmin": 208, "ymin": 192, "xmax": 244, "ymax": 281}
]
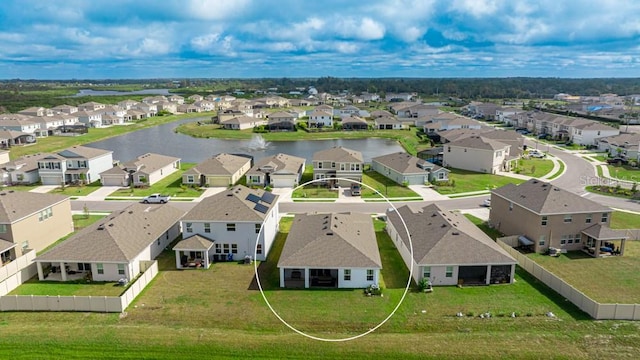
[
  {"xmin": 607, "ymin": 164, "xmax": 640, "ymax": 182},
  {"xmin": 434, "ymin": 169, "xmax": 525, "ymax": 195},
  {"xmin": 108, "ymin": 163, "xmax": 205, "ymax": 198},
  {"xmin": 48, "ymin": 180, "xmax": 103, "ymax": 197},
  {"xmin": 361, "ymin": 171, "xmax": 420, "ymax": 198},
  {"xmin": 610, "ymin": 211, "xmax": 640, "ymax": 229},
  {"xmin": 513, "ymin": 158, "xmax": 554, "ymax": 178},
  {"xmin": 2, "ymin": 218, "xmax": 639, "ymax": 357}
]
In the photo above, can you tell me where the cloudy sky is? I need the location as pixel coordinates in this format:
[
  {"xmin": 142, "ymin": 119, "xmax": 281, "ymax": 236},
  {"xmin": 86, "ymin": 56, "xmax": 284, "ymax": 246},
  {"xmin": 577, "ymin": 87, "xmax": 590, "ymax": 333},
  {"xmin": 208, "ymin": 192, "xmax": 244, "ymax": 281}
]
[{"xmin": 1, "ymin": 0, "xmax": 639, "ymax": 79}]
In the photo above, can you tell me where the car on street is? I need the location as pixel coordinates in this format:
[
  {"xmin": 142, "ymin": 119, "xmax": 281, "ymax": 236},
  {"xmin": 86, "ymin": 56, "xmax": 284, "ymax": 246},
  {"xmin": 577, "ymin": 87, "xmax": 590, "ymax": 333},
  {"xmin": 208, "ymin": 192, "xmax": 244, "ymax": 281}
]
[
  {"xmin": 528, "ymin": 150, "xmax": 546, "ymax": 158},
  {"xmin": 141, "ymin": 193, "xmax": 171, "ymax": 204},
  {"xmin": 481, "ymin": 198, "xmax": 491, "ymax": 207}
]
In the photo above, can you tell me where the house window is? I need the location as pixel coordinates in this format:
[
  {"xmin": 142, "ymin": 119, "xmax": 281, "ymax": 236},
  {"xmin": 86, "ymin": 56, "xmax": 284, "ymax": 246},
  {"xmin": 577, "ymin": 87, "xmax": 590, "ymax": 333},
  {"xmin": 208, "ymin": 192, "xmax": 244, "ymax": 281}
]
[
  {"xmin": 574, "ymin": 234, "xmax": 581, "ymax": 244},
  {"xmin": 340, "ymin": 163, "xmax": 346, "ymax": 171},
  {"xmin": 0, "ymin": 224, "xmax": 6, "ymax": 233},
  {"xmin": 204, "ymin": 223, "xmax": 211, "ymax": 233},
  {"xmin": 186, "ymin": 175, "xmax": 194, "ymax": 183},
  {"xmin": 331, "ymin": 162, "xmax": 335, "ymax": 168},
  {"xmin": 445, "ymin": 266, "xmax": 453, "ymax": 278},
  {"xmin": 223, "ymin": 244, "xmax": 230, "ymax": 254},
  {"xmin": 447, "ymin": 147, "xmax": 451, "ymax": 152},
  {"xmin": 97, "ymin": 263, "xmax": 104, "ymax": 275},
  {"xmin": 539, "ymin": 235, "xmax": 545, "ymax": 246},
  {"xmin": 366, "ymin": 269, "xmax": 374, "ymax": 281},
  {"xmin": 255, "ymin": 223, "xmax": 261, "ymax": 234},
  {"xmin": 215, "ymin": 243, "xmax": 221, "ymax": 254},
  {"xmin": 78, "ymin": 263, "xmax": 91, "ymax": 271},
  {"xmin": 231, "ymin": 244, "xmax": 238, "ymax": 254},
  {"xmin": 117, "ymin": 264, "xmax": 125, "ymax": 275},
  {"xmin": 438, "ymin": 172, "xmax": 445, "ymax": 180},
  {"xmin": 423, "ymin": 266, "xmax": 431, "ymax": 279},
  {"xmin": 226, "ymin": 223, "xmax": 236, "ymax": 232},
  {"xmin": 317, "ymin": 162, "xmax": 323, "ymax": 169},
  {"xmin": 601, "ymin": 213, "xmax": 609, "ymax": 223},
  {"xmin": 560, "ymin": 235, "xmax": 567, "ymax": 245},
  {"xmin": 563, "ymin": 215, "xmax": 572, "ymax": 223},
  {"xmin": 157, "ymin": 238, "xmax": 161, "ymax": 246},
  {"xmin": 344, "ymin": 269, "xmax": 351, "ymax": 281},
  {"xmin": 256, "ymin": 244, "xmax": 262, "ymax": 255},
  {"xmin": 186, "ymin": 223, "xmax": 193, "ymax": 232},
  {"xmin": 248, "ymin": 175, "xmax": 261, "ymax": 184},
  {"xmin": 541, "ymin": 216, "xmax": 548, "ymax": 226},
  {"xmin": 586, "ymin": 214, "xmax": 592, "ymax": 224}
]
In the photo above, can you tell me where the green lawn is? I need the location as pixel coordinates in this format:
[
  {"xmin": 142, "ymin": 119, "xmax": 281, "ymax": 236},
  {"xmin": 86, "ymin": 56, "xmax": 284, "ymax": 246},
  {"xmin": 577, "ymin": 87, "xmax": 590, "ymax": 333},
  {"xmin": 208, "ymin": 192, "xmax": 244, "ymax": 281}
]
[
  {"xmin": 611, "ymin": 211, "xmax": 640, "ymax": 229},
  {"xmin": 9, "ymin": 277, "xmax": 123, "ymax": 296},
  {"xmin": 527, "ymin": 241, "xmax": 640, "ymax": 303},
  {"xmin": 108, "ymin": 163, "xmax": 205, "ymax": 197},
  {"xmin": 48, "ymin": 180, "xmax": 103, "ymax": 197},
  {"xmin": 607, "ymin": 164, "xmax": 640, "ymax": 182},
  {"xmin": 361, "ymin": 170, "xmax": 421, "ymax": 198},
  {"xmin": 434, "ymin": 169, "xmax": 525, "ymax": 195},
  {"xmin": 292, "ymin": 186, "xmax": 339, "ymax": 199},
  {"xmin": 513, "ymin": 158, "xmax": 554, "ymax": 178},
  {"xmin": 0, "ymin": 184, "xmax": 40, "ymax": 192}
]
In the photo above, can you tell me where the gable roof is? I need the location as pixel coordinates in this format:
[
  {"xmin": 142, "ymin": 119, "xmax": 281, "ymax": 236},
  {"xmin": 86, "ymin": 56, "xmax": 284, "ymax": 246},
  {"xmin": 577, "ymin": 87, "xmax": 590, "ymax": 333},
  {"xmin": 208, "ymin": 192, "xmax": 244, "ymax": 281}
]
[
  {"xmin": 447, "ymin": 136, "xmax": 509, "ymax": 151},
  {"xmin": 372, "ymin": 152, "xmax": 448, "ymax": 175},
  {"xmin": 387, "ymin": 204, "xmax": 516, "ymax": 266},
  {"xmin": 172, "ymin": 234, "xmax": 215, "ymax": 251},
  {"xmin": 492, "ymin": 179, "xmax": 611, "ymax": 215},
  {"xmin": 183, "ymin": 153, "xmax": 251, "ymax": 176},
  {"xmin": 0, "ymin": 191, "xmax": 69, "ymax": 223},
  {"xmin": 278, "ymin": 212, "xmax": 382, "ymax": 268},
  {"xmin": 313, "ymin": 146, "xmax": 363, "ymax": 163},
  {"xmin": 183, "ymin": 185, "xmax": 278, "ymax": 222},
  {"xmin": 36, "ymin": 203, "xmax": 186, "ymax": 263},
  {"xmin": 123, "ymin": 153, "xmax": 180, "ymax": 174},
  {"xmin": 57, "ymin": 145, "xmax": 112, "ymax": 160},
  {"xmin": 246, "ymin": 153, "xmax": 305, "ymax": 176}
]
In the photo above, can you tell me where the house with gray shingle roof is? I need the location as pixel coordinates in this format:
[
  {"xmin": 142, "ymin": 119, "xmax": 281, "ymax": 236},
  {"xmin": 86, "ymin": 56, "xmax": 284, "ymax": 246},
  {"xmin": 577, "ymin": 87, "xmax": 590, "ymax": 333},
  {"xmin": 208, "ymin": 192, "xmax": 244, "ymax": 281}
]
[
  {"xmin": 278, "ymin": 212, "xmax": 381, "ymax": 288},
  {"xmin": 312, "ymin": 146, "xmax": 363, "ymax": 187},
  {"xmin": 182, "ymin": 153, "xmax": 252, "ymax": 187},
  {"xmin": 245, "ymin": 153, "xmax": 305, "ymax": 188},
  {"xmin": 443, "ymin": 136, "xmax": 514, "ymax": 174},
  {"xmin": 177, "ymin": 185, "xmax": 279, "ymax": 263},
  {"xmin": 387, "ymin": 203, "xmax": 516, "ymax": 286},
  {"xmin": 2, "ymin": 153, "xmax": 50, "ymax": 184},
  {"xmin": 35, "ymin": 203, "xmax": 185, "ymax": 282},
  {"xmin": 308, "ymin": 110, "xmax": 333, "ymax": 128},
  {"xmin": 221, "ymin": 115, "xmax": 267, "ymax": 130},
  {"xmin": 37, "ymin": 145, "xmax": 114, "ymax": 185},
  {"xmin": 341, "ymin": 115, "xmax": 369, "ymax": 131},
  {"xmin": 490, "ymin": 179, "xmax": 633, "ymax": 257},
  {"xmin": 371, "ymin": 152, "xmax": 449, "ymax": 185},
  {"xmin": 100, "ymin": 152, "xmax": 181, "ymax": 187},
  {"xmin": 374, "ymin": 116, "xmax": 407, "ymax": 130},
  {"xmin": 0, "ymin": 191, "xmax": 72, "ymax": 264}
]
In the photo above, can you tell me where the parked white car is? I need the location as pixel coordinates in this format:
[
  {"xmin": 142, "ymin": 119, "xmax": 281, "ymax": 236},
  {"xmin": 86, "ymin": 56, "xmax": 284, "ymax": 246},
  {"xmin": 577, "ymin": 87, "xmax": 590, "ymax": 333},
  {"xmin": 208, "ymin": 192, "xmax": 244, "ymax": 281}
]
[
  {"xmin": 528, "ymin": 150, "xmax": 546, "ymax": 158},
  {"xmin": 141, "ymin": 193, "xmax": 171, "ymax": 204}
]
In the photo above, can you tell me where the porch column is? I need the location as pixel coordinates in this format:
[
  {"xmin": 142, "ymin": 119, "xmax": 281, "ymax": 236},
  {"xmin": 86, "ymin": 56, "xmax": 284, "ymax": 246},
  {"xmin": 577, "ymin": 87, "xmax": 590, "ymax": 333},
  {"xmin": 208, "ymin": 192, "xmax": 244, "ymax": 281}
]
[
  {"xmin": 485, "ymin": 265, "xmax": 492, "ymax": 285},
  {"xmin": 175, "ymin": 251, "xmax": 181, "ymax": 269},
  {"xmin": 37, "ymin": 262, "xmax": 44, "ymax": 281},
  {"xmin": 304, "ymin": 268, "xmax": 309, "ymax": 289},
  {"xmin": 620, "ymin": 239, "xmax": 626, "ymax": 256},
  {"xmin": 60, "ymin": 262, "xmax": 67, "ymax": 281},
  {"xmin": 279, "ymin": 268, "xmax": 285, "ymax": 288},
  {"xmin": 510, "ymin": 265, "xmax": 516, "ymax": 284}
]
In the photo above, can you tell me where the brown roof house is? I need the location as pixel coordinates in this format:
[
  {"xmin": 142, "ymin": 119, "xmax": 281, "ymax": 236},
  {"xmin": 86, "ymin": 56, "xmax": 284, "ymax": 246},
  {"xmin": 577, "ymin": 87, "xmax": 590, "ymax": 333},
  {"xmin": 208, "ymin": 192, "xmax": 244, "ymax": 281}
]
[
  {"xmin": 174, "ymin": 185, "xmax": 279, "ymax": 267},
  {"xmin": 278, "ymin": 212, "xmax": 382, "ymax": 288},
  {"xmin": 312, "ymin": 146, "xmax": 363, "ymax": 187},
  {"xmin": 182, "ymin": 153, "xmax": 252, "ymax": 187},
  {"xmin": 490, "ymin": 179, "xmax": 631, "ymax": 257},
  {"xmin": 35, "ymin": 203, "xmax": 185, "ymax": 282},
  {"xmin": 100, "ymin": 153, "xmax": 181, "ymax": 187},
  {"xmin": 245, "ymin": 153, "xmax": 306, "ymax": 188},
  {"xmin": 386, "ymin": 203, "xmax": 516, "ymax": 286},
  {"xmin": 371, "ymin": 152, "xmax": 449, "ymax": 185},
  {"xmin": 0, "ymin": 191, "xmax": 73, "ymax": 266}
]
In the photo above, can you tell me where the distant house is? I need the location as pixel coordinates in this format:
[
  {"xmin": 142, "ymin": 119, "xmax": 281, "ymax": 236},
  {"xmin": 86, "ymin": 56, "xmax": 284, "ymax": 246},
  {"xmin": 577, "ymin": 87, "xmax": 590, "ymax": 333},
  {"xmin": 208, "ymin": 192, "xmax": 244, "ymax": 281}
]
[
  {"xmin": 221, "ymin": 116, "xmax": 266, "ymax": 130},
  {"xmin": 374, "ymin": 116, "xmax": 406, "ymax": 130},
  {"xmin": 182, "ymin": 153, "xmax": 252, "ymax": 187},
  {"xmin": 75, "ymin": 110, "xmax": 102, "ymax": 128},
  {"xmin": 0, "ymin": 191, "xmax": 73, "ymax": 262},
  {"xmin": 341, "ymin": 116, "xmax": 369, "ymax": 131},
  {"xmin": 267, "ymin": 111, "xmax": 296, "ymax": 131},
  {"xmin": 312, "ymin": 146, "xmax": 363, "ymax": 187},
  {"xmin": 439, "ymin": 129, "xmax": 524, "ymax": 158},
  {"xmin": 338, "ymin": 105, "xmax": 361, "ymax": 117},
  {"xmin": 308, "ymin": 110, "xmax": 333, "ymax": 128},
  {"xmin": 77, "ymin": 101, "xmax": 106, "ymax": 112},
  {"xmin": 597, "ymin": 133, "xmax": 640, "ymax": 160},
  {"xmin": 0, "ymin": 129, "xmax": 36, "ymax": 147},
  {"xmin": 571, "ymin": 122, "xmax": 620, "ymax": 146},
  {"xmin": 245, "ymin": 153, "xmax": 305, "ymax": 188},
  {"xmin": 386, "ymin": 203, "xmax": 517, "ymax": 286},
  {"xmin": 278, "ymin": 212, "xmax": 381, "ymax": 288},
  {"xmin": 490, "ymin": 179, "xmax": 631, "ymax": 257},
  {"xmin": 37, "ymin": 145, "xmax": 113, "ymax": 185},
  {"xmin": 443, "ymin": 136, "xmax": 513, "ymax": 174},
  {"xmin": 0, "ymin": 119, "xmax": 42, "ymax": 135},
  {"xmin": 35, "ymin": 203, "xmax": 185, "ymax": 281},
  {"xmin": 175, "ymin": 185, "xmax": 279, "ymax": 266},
  {"xmin": 371, "ymin": 152, "xmax": 449, "ymax": 185},
  {"xmin": 100, "ymin": 153, "xmax": 181, "ymax": 187}
]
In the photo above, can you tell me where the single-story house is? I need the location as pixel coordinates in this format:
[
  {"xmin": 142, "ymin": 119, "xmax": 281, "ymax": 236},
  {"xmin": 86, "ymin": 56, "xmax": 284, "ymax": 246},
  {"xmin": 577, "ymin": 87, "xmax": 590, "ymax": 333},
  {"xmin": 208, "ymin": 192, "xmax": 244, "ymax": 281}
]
[
  {"xmin": 245, "ymin": 153, "xmax": 305, "ymax": 188},
  {"xmin": 101, "ymin": 153, "xmax": 181, "ymax": 187},
  {"xmin": 371, "ymin": 152, "xmax": 449, "ymax": 185},
  {"xmin": 2, "ymin": 153, "xmax": 49, "ymax": 184},
  {"xmin": 182, "ymin": 153, "xmax": 252, "ymax": 187},
  {"xmin": 34, "ymin": 203, "xmax": 185, "ymax": 282},
  {"xmin": 374, "ymin": 116, "xmax": 406, "ymax": 130},
  {"xmin": 278, "ymin": 212, "xmax": 382, "ymax": 289},
  {"xmin": 342, "ymin": 116, "xmax": 369, "ymax": 131},
  {"xmin": 386, "ymin": 203, "xmax": 517, "ymax": 286},
  {"xmin": 221, "ymin": 116, "xmax": 267, "ymax": 130}
]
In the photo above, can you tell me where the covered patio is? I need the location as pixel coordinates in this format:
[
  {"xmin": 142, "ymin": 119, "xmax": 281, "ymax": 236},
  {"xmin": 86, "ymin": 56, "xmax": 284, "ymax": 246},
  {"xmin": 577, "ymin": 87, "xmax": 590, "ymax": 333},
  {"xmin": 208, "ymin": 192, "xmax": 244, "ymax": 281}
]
[
  {"xmin": 172, "ymin": 235, "xmax": 214, "ymax": 269},
  {"xmin": 0, "ymin": 240, "xmax": 17, "ymax": 266},
  {"xmin": 581, "ymin": 224, "xmax": 628, "ymax": 258},
  {"xmin": 35, "ymin": 261, "xmax": 92, "ymax": 281}
]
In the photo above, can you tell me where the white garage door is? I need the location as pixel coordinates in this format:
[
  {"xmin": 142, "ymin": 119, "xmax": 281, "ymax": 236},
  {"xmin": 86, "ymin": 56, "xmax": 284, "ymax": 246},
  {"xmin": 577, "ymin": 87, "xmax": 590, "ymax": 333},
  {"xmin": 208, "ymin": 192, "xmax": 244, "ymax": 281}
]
[
  {"xmin": 40, "ymin": 176, "xmax": 63, "ymax": 185},
  {"xmin": 272, "ymin": 177, "xmax": 293, "ymax": 188},
  {"xmin": 207, "ymin": 176, "xmax": 230, "ymax": 187},
  {"xmin": 101, "ymin": 175, "xmax": 126, "ymax": 187}
]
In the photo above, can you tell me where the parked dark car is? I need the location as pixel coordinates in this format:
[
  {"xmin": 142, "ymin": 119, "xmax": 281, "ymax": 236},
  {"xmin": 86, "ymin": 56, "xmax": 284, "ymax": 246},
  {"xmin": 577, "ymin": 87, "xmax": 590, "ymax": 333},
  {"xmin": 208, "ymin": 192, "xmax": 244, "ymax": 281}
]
[{"xmin": 607, "ymin": 157, "xmax": 629, "ymax": 165}]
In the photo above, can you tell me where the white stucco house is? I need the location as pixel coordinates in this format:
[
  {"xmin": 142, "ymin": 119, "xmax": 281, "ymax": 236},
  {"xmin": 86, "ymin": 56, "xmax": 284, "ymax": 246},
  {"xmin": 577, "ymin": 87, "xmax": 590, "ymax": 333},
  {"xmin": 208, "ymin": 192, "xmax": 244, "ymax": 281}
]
[
  {"xmin": 37, "ymin": 145, "xmax": 114, "ymax": 185},
  {"xmin": 443, "ymin": 136, "xmax": 513, "ymax": 174},
  {"xmin": 245, "ymin": 153, "xmax": 306, "ymax": 188}
]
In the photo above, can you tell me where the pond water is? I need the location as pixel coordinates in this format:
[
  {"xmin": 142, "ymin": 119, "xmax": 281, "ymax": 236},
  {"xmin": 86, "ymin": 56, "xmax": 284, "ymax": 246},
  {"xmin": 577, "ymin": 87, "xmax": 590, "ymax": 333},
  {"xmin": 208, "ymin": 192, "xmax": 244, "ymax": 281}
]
[
  {"xmin": 71, "ymin": 89, "xmax": 173, "ymax": 97},
  {"xmin": 87, "ymin": 118, "xmax": 405, "ymax": 163}
]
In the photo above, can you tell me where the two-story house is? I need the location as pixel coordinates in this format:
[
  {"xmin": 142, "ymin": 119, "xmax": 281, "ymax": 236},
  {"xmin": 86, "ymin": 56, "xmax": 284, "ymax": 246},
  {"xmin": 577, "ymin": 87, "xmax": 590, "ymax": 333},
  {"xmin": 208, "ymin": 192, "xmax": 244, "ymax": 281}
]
[
  {"xmin": 37, "ymin": 145, "xmax": 114, "ymax": 185},
  {"xmin": 312, "ymin": 146, "xmax": 363, "ymax": 187},
  {"xmin": 443, "ymin": 136, "xmax": 513, "ymax": 174},
  {"xmin": 490, "ymin": 179, "xmax": 630, "ymax": 257},
  {"xmin": 174, "ymin": 185, "xmax": 279, "ymax": 267}
]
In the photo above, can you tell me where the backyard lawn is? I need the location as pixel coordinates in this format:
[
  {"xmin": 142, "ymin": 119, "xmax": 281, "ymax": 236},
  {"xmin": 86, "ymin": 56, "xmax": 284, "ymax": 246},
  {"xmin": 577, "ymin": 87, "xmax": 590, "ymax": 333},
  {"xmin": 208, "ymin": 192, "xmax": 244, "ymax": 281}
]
[
  {"xmin": 513, "ymin": 158, "xmax": 554, "ymax": 178},
  {"xmin": 610, "ymin": 210, "xmax": 640, "ymax": 229},
  {"xmin": 107, "ymin": 163, "xmax": 205, "ymax": 198},
  {"xmin": 434, "ymin": 169, "xmax": 525, "ymax": 195},
  {"xmin": 9, "ymin": 278, "xmax": 123, "ymax": 297}
]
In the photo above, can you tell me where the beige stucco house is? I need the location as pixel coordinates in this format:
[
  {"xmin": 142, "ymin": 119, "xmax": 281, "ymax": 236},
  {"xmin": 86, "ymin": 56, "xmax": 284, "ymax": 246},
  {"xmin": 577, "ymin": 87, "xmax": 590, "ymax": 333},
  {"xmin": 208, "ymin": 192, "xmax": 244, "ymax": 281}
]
[
  {"xmin": 182, "ymin": 153, "xmax": 252, "ymax": 187},
  {"xmin": 443, "ymin": 136, "xmax": 513, "ymax": 174},
  {"xmin": 312, "ymin": 146, "xmax": 363, "ymax": 187},
  {"xmin": 245, "ymin": 153, "xmax": 306, "ymax": 188},
  {"xmin": 100, "ymin": 153, "xmax": 181, "ymax": 187}
]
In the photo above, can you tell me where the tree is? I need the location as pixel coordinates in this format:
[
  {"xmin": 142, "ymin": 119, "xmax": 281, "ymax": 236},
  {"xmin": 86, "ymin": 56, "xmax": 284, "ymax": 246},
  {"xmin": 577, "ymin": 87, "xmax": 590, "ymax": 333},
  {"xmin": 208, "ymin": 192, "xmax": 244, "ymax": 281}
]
[{"xmin": 83, "ymin": 203, "xmax": 90, "ymax": 219}]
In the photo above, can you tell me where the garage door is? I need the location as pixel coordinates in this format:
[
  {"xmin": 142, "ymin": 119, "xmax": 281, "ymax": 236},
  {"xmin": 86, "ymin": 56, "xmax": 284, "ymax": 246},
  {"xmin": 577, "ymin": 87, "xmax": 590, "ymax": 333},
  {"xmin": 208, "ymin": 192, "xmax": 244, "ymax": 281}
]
[
  {"xmin": 207, "ymin": 176, "xmax": 230, "ymax": 187},
  {"xmin": 272, "ymin": 177, "xmax": 292, "ymax": 188},
  {"xmin": 101, "ymin": 175, "xmax": 126, "ymax": 187},
  {"xmin": 40, "ymin": 175, "xmax": 63, "ymax": 185}
]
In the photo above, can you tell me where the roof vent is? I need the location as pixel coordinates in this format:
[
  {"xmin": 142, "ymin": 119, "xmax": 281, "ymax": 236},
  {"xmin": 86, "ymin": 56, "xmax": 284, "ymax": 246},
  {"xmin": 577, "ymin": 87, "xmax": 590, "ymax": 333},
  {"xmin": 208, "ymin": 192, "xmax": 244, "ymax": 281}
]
[
  {"xmin": 553, "ymin": 188, "xmax": 560, "ymax": 191},
  {"xmin": 441, "ymin": 224, "xmax": 447, "ymax": 228},
  {"xmin": 326, "ymin": 232, "xmax": 334, "ymax": 236},
  {"xmin": 108, "ymin": 223, "xmax": 114, "ymax": 227},
  {"xmin": 97, "ymin": 224, "xmax": 105, "ymax": 230},
  {"xmin": 452, "ymin": 231, "xmax": 460, "ymax": 235}
]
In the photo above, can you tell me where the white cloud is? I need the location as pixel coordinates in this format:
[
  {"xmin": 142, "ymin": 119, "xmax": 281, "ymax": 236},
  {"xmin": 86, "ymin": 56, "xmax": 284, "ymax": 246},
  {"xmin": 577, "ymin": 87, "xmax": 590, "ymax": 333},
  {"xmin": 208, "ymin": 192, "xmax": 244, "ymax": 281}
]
[
  {"xmin": 190, "ymin": 33, "xmax": 236, "ymax": 56},
  {"xmin": 335, "ymin": 17, "xmax": 385, "ymax": 40},
  {"xmin": 185, "ymin": 0, "xmax": 251, "ymax": 20},
  {"xmin": 450, "ymin": 0, "xmax": 498, "ymax": 18}
]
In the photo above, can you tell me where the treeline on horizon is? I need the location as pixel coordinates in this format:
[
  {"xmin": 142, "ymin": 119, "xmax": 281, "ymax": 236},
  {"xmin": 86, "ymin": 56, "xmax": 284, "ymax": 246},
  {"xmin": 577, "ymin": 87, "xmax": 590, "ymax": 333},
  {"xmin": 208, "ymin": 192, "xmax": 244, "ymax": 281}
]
[{"xmin": 2, "ymin": 77, "xmax": 640, "ymax": 113}]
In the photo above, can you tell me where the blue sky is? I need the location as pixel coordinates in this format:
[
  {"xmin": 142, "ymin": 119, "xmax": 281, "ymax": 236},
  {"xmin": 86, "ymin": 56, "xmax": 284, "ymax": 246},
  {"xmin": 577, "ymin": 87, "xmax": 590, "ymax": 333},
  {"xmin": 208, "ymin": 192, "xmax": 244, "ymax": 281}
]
[{"xmin": 1, "ymin": 0, "xmax": 640, "ymax": 79}]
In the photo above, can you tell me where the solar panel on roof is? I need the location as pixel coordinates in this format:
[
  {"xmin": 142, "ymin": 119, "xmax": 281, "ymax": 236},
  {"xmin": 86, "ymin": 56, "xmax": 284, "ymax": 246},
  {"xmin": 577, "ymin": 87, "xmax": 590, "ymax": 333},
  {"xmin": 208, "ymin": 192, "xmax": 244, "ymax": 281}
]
[
  {"xmin": 246, "ymin": 193, "xmax": 261, "ymax": 203},
  {"xmin": 260, "ymin": 192, "xmax": 276, "ymax": 204},
  {"xmin": 254, "ymin": 203, "xmax": 269, "ymax": 214}
]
